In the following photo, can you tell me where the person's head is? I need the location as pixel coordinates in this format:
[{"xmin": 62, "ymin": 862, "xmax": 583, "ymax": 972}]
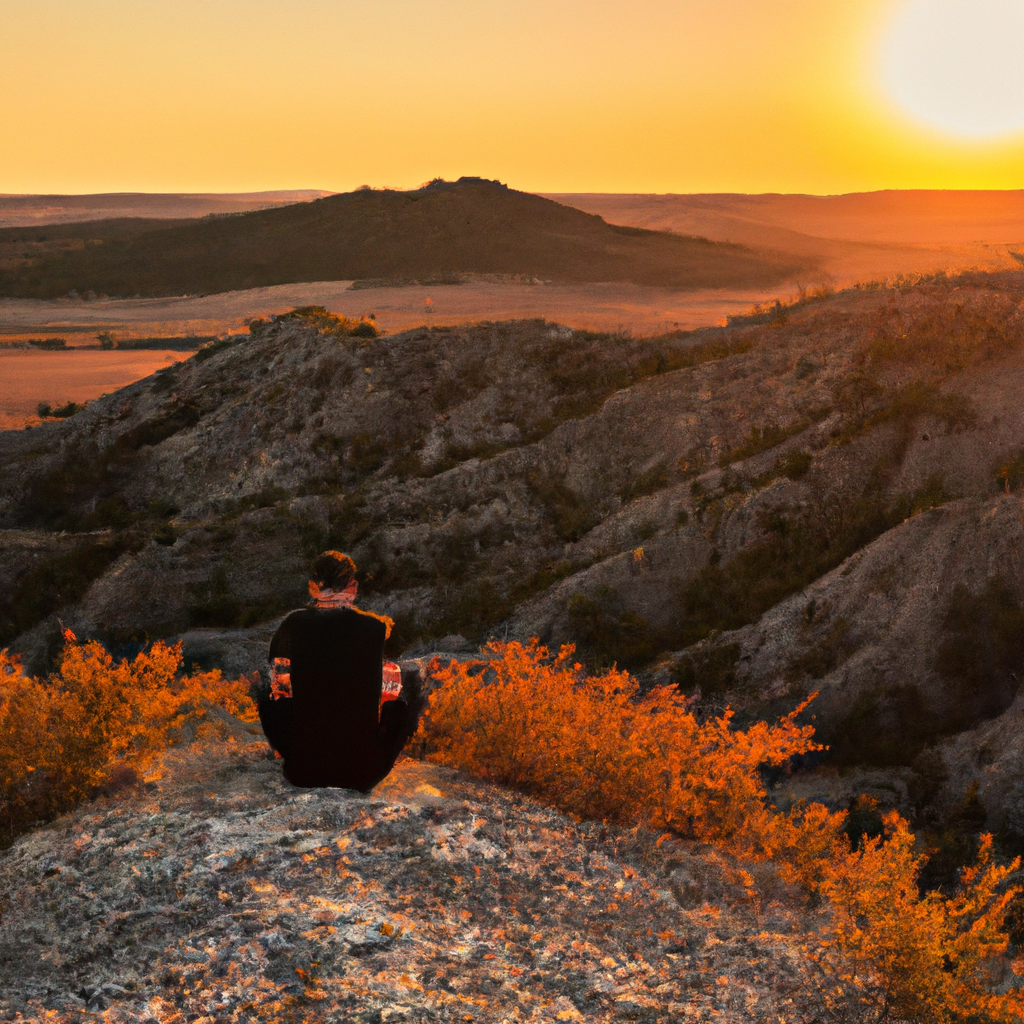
[{"xmin": 309, "ymin": 551, "xmax": 358, "ymax": 605}]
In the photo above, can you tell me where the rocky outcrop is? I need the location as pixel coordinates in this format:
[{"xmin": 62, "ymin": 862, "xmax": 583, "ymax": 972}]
[{"xmin": 0, "ymin": 739, "xmax": 843, "ymax": 1023}]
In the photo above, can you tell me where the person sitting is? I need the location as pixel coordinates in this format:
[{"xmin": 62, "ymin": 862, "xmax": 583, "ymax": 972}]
[{"xmin": 258, "ymin": 551, "xmax": 423, "ymax": 791}]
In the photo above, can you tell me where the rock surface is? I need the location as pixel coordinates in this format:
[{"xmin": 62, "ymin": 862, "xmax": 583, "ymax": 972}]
[{"xmin": 0, "ymin": 739, "xmax": 844, "ymax": 1023}]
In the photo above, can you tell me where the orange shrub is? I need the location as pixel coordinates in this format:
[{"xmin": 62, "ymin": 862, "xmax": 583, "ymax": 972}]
[
  {"xmin": 419, "ymin": 639, "xmax": 1024, "ymax": 1022},
  {"xmin": 802, "ymin": 815, "xmax": 1023, "ymax": 1024},
  {"xmin": 419, "ymin": 638, "xmax": 824, "ymax": 849},
  {"xmin": 0, "ymin": 630, "xmax": 256, "ymax": 845}
]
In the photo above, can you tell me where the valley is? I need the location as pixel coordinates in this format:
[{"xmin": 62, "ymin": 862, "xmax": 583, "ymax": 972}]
[{"xmin": 4, "ymin": 269, "xmax": 1024, "ymax": 859}]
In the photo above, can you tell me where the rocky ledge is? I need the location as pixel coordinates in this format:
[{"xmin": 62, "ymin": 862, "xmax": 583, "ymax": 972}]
[{"xmin": 0, "ymin": 731, "xmax": 844, "ymax": 1023}]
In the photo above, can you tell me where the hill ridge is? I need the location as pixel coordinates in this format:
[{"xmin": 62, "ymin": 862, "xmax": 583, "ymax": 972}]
[{"xmin": 0, "ymin": 180, "xmax": 804, "ymax": 299}]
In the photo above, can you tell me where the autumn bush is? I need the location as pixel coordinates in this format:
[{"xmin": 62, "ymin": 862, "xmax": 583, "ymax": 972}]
[
  {"xmin": 420, "ymin": 639, "xmax": 827, "ymax": 847},
  {"xmin": 0, "ymin": 630, "xmax": 256, "ymax": 846},
  {"xmin": 805, "ymin": 818, "xmax": 1023, "ymax": 1023},
  {"xmin": 419, "ymin": 639, "xmax": 1024, "ymax": 1023}
]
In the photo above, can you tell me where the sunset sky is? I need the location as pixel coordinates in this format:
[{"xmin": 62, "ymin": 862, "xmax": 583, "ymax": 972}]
[{"xmin": 3, "ymin": 0, "xmax": 1024, "ymax": 196}]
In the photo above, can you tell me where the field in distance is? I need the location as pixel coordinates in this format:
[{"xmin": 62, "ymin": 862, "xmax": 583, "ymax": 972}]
[
  {"xmin": 545, "ymin": 189, "xmax": 1024, "ymax": 287},
  {"xmin": 0, "ymin": 279, "xmax": 779, "ymax": 430},
  {"xmin": 0, "ymin": 347, "xmax": 191, "ymax": 431},
  {"xmin": 0, "ymin": 190, "xmax": 332, "ymax": 229}
]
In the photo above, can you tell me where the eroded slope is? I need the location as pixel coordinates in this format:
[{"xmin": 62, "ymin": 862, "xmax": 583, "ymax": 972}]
[{"xmin": 4, "ymin": 275, "xmax": 1024, "ymax": 828}]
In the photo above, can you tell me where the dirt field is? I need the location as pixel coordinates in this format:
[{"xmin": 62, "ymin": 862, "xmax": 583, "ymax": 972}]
[
  {"xmin": 0, "ymin": 277, "xmax": 801, "ymax": 341},
  {"xmin": 0, "ymin": 348, "xmax": 191, "ymax": 430}
]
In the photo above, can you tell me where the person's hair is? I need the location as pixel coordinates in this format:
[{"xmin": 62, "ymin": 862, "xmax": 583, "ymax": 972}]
[{"xmin": 310, "ymin": 551, "xmax": 357, "ymax": 591}]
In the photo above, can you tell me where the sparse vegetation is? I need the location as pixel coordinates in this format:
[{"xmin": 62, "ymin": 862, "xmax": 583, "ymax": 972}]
[
  {"xmin": 0, "ymin": 538, "xmax": 137, "ymax": 647},
  {"xmin": 567, "ymin": 588, "xmax": 658, "ymax": 669},
  {"xmin": 936, "ymin": 581, "xmax": 1024, "ymax": 727},
  {"xmin": 719, "ymin": 418, "xmax": 819, "ymax": 467},
  {"xmin": 678, "ymin": 476, "xmax": 952, "ymax": 647},
  {"xmin": 619, "ymin": 460, "xmax": 669, "ymax": 503},
  {"xmin": 276, "ymin": 306, "xmax": 380, "ymax": 339},
  {"xmin": 671, "ymin": 641, "xmax": 742, "ymax": 695},
  {"xmin": 786, "ymin": 616, "xmax": 852, "ymax": 683},
  {"xmin": 860, "ymin": 296, "xmax": 1024, "ymax": 371},
  {"xmin": 527, "ymin": 471, "xmax": 594, "ymax": 542},
  {"xmin": 995, "ymin": 447, "xmax": 1024, "ymax": 493},
  {"xmin": 832, "ymin": 379, "xmax": 975, "ymax": 451},
  {"xmin": 827, "ymin": 579, "xmax": 1024, "ymax": 767},
  {"xmin": 36, "ymin": 400, "xmax": 83, "ymax": 418}
]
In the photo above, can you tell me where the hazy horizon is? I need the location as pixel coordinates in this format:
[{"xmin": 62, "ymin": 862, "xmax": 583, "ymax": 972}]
[{"xmin": 4, "ymin": 1, "xmax": 1024, "ymax": 196}]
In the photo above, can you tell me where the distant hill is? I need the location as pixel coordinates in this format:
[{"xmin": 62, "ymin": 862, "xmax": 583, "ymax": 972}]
[
  {"xmin": 0, "ymin": 178, "xmax": 805, "ymax": 299},
  {"xmin": 0, "ymin": 189, "xmax": 333, "ymax": 228},
  {"xmin": 545, "ymin": 190, "xmax": 1024, "ymax": 246}
]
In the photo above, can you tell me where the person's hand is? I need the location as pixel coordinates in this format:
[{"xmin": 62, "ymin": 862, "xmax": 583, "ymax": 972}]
[
  {"xmin": 382, "ymin": 661, "xmax": 402, "ymax": 701},
  {"xmin": 271, "ymin": 657, "xmax": 292, "ymax": 699}
]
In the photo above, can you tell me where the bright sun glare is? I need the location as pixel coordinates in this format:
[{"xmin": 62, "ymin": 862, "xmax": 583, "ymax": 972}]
[{"xmin": 880, "ymin": 0, "xmax": 1024, "ymax": 140}]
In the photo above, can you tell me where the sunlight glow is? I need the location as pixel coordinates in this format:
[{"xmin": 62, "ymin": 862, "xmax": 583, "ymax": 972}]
[
  {"xmin": 4, "ymin": 1, "xmax": 1024, "ymax": 192},
  {"xmin": 880, "ymin": 0, "xmax": 1024, "ymax": 139}
]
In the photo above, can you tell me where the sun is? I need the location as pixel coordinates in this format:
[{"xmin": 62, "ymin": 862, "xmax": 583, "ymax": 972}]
[{"xmin": 879, "ymin": 0, "xmax": 1024, "ymax": 140}]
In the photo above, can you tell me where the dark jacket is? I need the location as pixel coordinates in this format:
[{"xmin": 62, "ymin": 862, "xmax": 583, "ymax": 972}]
[{"xmin": 259, "ymin": 605, "xmax": 420, "ymax": 791}]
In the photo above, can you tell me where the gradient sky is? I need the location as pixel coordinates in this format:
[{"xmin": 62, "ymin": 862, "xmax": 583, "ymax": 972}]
[{"xmin": 3, "ymin": 0, "xmax": 1024, "ymax": 196}]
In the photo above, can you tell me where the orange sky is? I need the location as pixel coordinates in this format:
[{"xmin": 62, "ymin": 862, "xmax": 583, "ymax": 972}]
[{"xmin": 2, "ymin": 0, "xmax": 1024, "ymax": 195}]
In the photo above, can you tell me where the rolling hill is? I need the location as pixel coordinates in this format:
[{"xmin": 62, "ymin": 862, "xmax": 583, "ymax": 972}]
[
  {"xmin": 545, "ymin": 190, "xmax": 1024, "ymax": 246},
  {"xmin": 0, "ymin": 178, "xmax": 805, "ymax": 299},
  {"xmin": 546, "ymin": 190, "xmax": 1024, "ymax": 288}
]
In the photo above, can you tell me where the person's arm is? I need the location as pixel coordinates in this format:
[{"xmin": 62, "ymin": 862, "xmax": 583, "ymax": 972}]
[
  {"xmin": 261, "ymin": 622, "xmax": 296, "ymax": 759},
  {"xmin": 268, "ymin": 624, "xmax": 293, "ymax": 700},
  {"xmin": 374, "ymin": 664, "xmax": 426, "ymax": 768}
]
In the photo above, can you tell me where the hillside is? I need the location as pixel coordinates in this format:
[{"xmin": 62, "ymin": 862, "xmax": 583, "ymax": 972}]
[
  {"xmin": 5, "ymin": 271, "xmax": 1024, "ymax": 843},
  {"xmin": 545, "ymin": 190, "xmax": 1024, "ymax": 246},
  {"xmin": 546, "ymin": 190, "xmax": 1024, "ymax": 288},
  {"xmin": 0, "ymin": 179, "xmax": 804, "ymax": 299}
]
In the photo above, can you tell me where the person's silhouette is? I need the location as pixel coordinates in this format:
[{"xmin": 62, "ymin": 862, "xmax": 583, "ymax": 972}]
[{"xmin": 258, "ymin": 551, "xmax": 423, "ymax": 791}]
